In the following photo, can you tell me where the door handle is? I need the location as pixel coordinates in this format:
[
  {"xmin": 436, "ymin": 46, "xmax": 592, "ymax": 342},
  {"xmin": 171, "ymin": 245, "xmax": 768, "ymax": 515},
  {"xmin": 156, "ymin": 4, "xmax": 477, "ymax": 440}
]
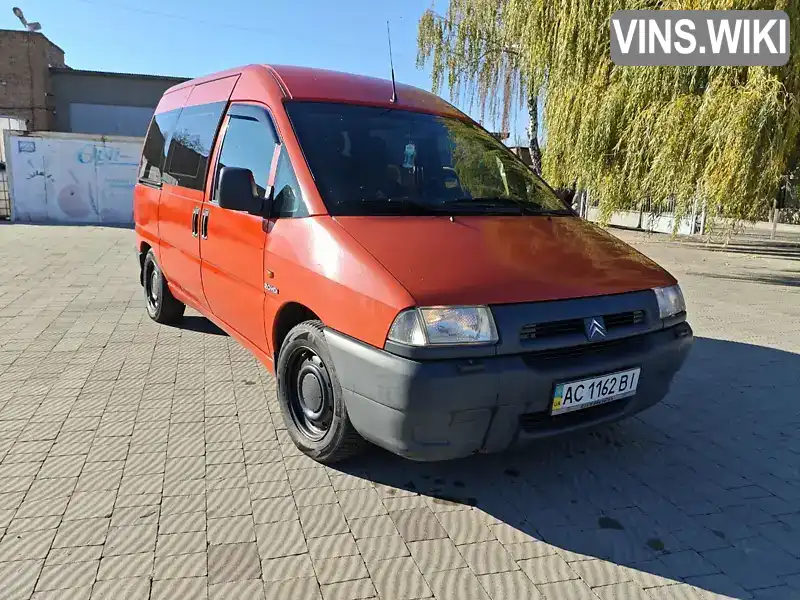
[
  {"xmin": 191, "ymin": 207, "xmax": 200, "ymax": 237},
  {"xmin": 201, "ymin": 209, "xmax": 209, "ymax": 240}
]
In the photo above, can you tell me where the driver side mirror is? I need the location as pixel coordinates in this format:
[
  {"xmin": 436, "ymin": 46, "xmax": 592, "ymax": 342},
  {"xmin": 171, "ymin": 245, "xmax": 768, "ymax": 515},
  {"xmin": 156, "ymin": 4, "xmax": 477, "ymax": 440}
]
[{"xmin": 218, "ymin": 166, "xmax": 273, "ymax": 217}]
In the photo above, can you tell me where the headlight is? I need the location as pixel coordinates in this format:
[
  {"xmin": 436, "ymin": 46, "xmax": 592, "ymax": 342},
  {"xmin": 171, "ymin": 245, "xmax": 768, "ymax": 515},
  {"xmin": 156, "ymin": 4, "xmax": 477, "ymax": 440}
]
[
  {"xmin": 653, "ymin": 285, "xmax": 686, "ymax": 319},
  {"xmin": 387, "ymin": 306, "xmax": 498, "ymax": 346}
]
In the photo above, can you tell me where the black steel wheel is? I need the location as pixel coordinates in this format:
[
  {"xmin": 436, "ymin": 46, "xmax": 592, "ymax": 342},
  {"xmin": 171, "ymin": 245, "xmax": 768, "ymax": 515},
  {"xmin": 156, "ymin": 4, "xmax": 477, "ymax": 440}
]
[
  {"xmin": 285, "ymin": 345, "xmax": 335, "ymax": 441},
  {"xmin": 277, "ymin": 320, "xmax": 366, "ymax": 463},
  {"xmin": 142, "ymin": 249, "xmax": 185, "ymax": 324},
  {"xmin": 144, "ymin": 259, "xmax": 160, "ymax": 315}
]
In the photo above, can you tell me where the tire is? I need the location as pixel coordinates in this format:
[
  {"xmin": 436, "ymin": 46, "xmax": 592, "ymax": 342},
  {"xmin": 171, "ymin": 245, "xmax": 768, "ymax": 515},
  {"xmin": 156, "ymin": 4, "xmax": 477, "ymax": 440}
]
[
  {"xmin": 277, "ymin": 320, "xmax": 366, "ymax": 463},
  {"xmin": 143, "ymin": 249, "xmax": 185, "ymax": 324}
]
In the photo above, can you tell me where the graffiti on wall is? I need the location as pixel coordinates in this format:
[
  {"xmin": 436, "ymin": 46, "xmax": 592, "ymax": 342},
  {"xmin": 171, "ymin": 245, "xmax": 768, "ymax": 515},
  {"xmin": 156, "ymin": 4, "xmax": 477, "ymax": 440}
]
[{"xmin": 7, "ymin": 134, "xmax": 143, "ymax": 224}]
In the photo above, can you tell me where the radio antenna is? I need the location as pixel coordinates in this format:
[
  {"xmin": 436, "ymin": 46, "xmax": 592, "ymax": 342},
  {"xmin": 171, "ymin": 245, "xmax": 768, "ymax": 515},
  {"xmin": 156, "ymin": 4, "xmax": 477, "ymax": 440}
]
[{"xmin": 387, "ymin": 20, "xmax": 398, "ymax": 103}]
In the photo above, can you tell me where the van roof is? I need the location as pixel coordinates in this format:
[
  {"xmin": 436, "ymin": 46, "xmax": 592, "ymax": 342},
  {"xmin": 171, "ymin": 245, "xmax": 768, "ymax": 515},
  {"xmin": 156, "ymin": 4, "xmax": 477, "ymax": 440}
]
[{"xmin": 163, "ymin": 64, "xmax": 467, "ymax": 120}]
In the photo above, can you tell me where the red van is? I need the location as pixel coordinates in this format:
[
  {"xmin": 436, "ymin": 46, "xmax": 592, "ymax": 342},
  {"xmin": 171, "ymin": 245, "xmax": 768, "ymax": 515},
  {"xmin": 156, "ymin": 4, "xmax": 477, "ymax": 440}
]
[{"xmin": 134, "ymin": 65, "xmax": 693, "ymax": 463}]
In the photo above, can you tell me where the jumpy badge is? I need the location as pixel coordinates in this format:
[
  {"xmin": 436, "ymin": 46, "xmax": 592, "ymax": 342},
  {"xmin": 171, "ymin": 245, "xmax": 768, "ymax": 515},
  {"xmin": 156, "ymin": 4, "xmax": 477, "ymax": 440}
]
[{"xmin": 402, "ymin": 143, "xmax": 416, "ymax": 169}]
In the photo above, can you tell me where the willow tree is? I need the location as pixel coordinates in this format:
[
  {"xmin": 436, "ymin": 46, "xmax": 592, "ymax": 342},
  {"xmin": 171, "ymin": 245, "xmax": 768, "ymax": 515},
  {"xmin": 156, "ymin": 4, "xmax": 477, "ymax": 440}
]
[{"xmin": 418, "ymin": 1, "xmax": 800, "ymax": 231}]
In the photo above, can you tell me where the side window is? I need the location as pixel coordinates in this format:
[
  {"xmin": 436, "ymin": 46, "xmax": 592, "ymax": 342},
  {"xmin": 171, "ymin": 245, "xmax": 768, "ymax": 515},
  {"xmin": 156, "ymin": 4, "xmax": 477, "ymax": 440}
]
[
  {"xmin": 272, "ymin": 148, "xmax": 307, "ymax": 218},
  {"xmin": 214, "ymin": 115, "xmax": 278, "ymax": 202},
  {"xmin": 164, "ymin": 102, "xmax": 225, "ymax": 191},
  {"xmin": 138, "ymin": 109, "xmax": 178, "ymax": 185}
]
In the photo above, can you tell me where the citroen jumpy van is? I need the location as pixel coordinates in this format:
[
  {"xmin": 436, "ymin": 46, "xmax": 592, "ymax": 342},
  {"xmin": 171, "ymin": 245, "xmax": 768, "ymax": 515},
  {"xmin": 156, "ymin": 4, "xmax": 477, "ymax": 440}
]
[{"xmin": 134, "ymin": 65, "xmax": 693, "ymax": 463}]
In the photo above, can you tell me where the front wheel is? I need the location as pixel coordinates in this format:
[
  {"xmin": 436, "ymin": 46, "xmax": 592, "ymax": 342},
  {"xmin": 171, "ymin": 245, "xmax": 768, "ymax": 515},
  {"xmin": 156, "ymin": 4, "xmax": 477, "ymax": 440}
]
[{"xmin": 276, "ymin": 321, "xmax": 366, "ymax": 463}]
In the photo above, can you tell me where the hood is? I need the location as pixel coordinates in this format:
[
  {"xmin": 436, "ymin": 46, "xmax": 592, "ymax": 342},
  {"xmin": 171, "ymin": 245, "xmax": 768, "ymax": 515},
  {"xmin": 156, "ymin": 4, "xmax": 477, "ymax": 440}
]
[{"xmin": 334, "ymin": 215, "xmax": 675, "ymax": 306}]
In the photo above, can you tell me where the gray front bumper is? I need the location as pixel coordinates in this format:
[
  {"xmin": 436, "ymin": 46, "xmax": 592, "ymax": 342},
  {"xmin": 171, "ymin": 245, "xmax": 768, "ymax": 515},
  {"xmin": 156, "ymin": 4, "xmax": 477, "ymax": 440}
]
[{"xmin": 325, "ymin": 323, "xmax": 693, "ymax": 461}]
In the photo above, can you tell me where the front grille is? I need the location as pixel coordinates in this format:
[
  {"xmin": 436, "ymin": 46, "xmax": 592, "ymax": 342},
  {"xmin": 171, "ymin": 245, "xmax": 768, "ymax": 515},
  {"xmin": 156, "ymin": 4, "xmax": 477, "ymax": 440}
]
[
  {"xmin": 605, "ymin": 310, "xmax": 645, "ymax": 329},
  {"xmin": 519, "ymin": 310, "xmax": 646, "ymax": 342},
  {"xmin": 521, "ymin": 333, "xmax": 646, "ymax": 363},
  {"xmin": 519, "ymin": 398, "xmax": 632, "ymax": 434},
  {"xmin": 519, "ymin": 318, "xmax": 583, "ymax": 341}
]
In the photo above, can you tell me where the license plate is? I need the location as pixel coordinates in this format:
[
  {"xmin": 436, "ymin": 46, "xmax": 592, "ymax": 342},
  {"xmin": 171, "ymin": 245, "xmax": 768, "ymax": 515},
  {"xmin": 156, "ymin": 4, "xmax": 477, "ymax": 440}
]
[{"xmin": 551, "ymin": 368, "xmax": 640, "ymax": 416}]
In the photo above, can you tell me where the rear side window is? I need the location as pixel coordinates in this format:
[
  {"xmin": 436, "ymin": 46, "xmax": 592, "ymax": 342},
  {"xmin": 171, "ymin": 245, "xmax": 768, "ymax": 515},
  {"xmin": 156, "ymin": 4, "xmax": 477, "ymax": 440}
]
[
  {"xmin": 164, "ymin": 102, "xmax": 226, "ymax": 191},
  {"xmin": 138, "ymin": 110, "xmax": 179, "ymax": 185}
]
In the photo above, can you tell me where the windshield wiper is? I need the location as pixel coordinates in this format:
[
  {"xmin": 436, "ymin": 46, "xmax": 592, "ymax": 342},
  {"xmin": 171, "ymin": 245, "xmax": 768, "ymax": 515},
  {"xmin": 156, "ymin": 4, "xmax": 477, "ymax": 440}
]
[
  {"xmin": 342, "ymin": 197, "xmax": 571, "ymax": 217},
  {"xmin": 447, "ymin": 197, "xmax": 572, "ymax": 216},
  {"xmin": 530, "ymin": 208, "xmax": 574, "ymax": 216},
  {"xmin": 439, "ymin": 200, "xmax": 524, "ymax": 215},
  {"xmin": 350, "ymin": 198, "xmax": 439, "ymax": 216}
]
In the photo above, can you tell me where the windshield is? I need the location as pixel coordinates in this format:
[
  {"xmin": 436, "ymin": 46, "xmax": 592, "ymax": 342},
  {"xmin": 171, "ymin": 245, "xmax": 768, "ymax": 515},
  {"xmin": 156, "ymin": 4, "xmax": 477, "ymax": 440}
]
[{"xmin": 285, "ymin": 102, "xmax": 570, "ymax": 217}]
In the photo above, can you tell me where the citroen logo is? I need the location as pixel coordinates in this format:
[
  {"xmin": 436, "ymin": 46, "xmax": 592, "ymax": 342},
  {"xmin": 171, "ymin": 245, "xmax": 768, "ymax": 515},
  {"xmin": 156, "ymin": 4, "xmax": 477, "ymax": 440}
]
[{"xmin": 585, "ymin": 317, "xmax": 607, "ymax": 341}]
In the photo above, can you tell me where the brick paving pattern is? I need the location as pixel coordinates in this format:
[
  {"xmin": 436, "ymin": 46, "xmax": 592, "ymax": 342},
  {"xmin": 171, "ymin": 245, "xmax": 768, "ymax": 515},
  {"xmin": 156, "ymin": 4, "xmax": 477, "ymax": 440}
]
[{"xmin": 0, "ymin": 224, "xmax": 798, "ymax": 599}]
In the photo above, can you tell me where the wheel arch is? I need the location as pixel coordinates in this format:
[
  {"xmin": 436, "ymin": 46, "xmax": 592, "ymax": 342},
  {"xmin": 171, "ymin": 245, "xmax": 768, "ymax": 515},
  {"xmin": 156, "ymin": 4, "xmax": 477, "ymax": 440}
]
[
  {"xmin": 138, "ymin": 241, "xmax": 152, "ymax": 286},
  {"xmin": 272, "ymin": 301, "xmax": 321, "ymax": 363}
]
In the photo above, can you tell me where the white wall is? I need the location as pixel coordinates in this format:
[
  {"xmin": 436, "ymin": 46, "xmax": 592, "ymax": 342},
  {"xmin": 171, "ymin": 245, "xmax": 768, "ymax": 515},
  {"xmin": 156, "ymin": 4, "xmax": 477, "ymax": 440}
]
[
  {"xmin": 587, "ymin": 208, "xmax": 698, "ymax": 235},
  {"xmin": 4, "ymin": 131, "xmax": 143, "ymax": 225}
]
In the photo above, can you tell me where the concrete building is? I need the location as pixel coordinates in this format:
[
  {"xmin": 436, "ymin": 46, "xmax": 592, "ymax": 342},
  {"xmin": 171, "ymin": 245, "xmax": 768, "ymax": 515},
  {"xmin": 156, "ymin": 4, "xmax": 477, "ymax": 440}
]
[
  {"xmin": 50, "ymin": 68, "xmax": 186, "ymax": 136},
  {"xmin": 0, "ymin": 29, "xmax": 186, "ymax": 137}
]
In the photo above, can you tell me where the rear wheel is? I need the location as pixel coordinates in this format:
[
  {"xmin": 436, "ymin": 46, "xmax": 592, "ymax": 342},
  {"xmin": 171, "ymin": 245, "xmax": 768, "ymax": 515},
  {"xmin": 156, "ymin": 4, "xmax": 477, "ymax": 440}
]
[
  {"xmin": 277, "ymin": 320, "xmax": 366, "ymax": 463},
  {"xmin": 143, "ymin": 250, "xmax": 185, "ymax": 324}
]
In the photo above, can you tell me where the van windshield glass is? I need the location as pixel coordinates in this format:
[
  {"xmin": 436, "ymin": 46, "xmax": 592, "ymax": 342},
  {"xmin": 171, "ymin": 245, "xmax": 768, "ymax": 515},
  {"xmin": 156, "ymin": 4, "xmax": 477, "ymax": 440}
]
[{"xmin": 285, "ymin": 102, "xmax": 570, "ymax": 217}]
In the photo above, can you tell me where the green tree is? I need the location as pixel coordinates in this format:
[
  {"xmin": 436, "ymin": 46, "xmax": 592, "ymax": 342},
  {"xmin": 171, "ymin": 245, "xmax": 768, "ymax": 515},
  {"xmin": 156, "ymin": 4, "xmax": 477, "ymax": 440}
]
[{"xmin": 418, "ymin": 1, "xmax": 800, "ymax": 232}]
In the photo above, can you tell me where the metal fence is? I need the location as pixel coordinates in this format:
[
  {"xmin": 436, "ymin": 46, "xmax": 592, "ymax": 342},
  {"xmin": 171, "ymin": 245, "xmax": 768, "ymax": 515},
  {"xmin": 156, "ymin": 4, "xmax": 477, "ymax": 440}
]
[
  {"xmin": 0, "ymin": 168, "xmax": 10, "ymax": 220},
  {"xmin": 0, "ymin": 115, "xmax": 28, "ymax": 220}
]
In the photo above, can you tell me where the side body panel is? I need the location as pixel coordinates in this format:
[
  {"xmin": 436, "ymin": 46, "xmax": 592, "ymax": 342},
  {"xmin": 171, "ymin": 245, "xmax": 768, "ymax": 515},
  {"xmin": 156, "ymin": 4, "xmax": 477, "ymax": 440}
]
[
  {"xmin": 157, "ymin": 182, "xmax": 205, "ymax": 307},
  {"xmin": 168, "ymin": 282, "xmax": 276, "ymax": 371},
  {"xmin": 199, "ymin": 106, "xmax": 271, "ymax": 352},
  {"xmin": 198, "ymin": 90, "xmax": 283, "ymax": 354},
  {"xmin": 133, "ymin": 184, "xmax": 161, "ymax": 260},
  {"xmin": 262, "ymin": 216, "xmax": 413, "ymax": 352},
  {"xmin": 158, "ymin": 76, "xmax": 238, "ymax": 309},
  {"xmin": 201, "ymin": 205, "xmax": 268, "ymax": 350},
  {"xmin": 176, "ymin": 214, "xmax": 413, "ymax": 373}
]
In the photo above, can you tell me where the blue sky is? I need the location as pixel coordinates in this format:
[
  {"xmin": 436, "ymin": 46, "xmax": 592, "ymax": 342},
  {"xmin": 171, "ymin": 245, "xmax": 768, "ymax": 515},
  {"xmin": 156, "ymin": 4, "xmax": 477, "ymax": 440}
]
[{"xmin": 3, "ymin": 0, "xmax": 531, "ymax": 142}]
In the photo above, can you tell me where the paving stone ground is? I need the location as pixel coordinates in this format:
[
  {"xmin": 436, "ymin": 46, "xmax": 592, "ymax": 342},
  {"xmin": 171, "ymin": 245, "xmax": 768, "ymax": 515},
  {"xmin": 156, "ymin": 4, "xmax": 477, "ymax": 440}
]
[{"xmin": 0, "ymin": 224, "xmax": 798, "ymax": 600}]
